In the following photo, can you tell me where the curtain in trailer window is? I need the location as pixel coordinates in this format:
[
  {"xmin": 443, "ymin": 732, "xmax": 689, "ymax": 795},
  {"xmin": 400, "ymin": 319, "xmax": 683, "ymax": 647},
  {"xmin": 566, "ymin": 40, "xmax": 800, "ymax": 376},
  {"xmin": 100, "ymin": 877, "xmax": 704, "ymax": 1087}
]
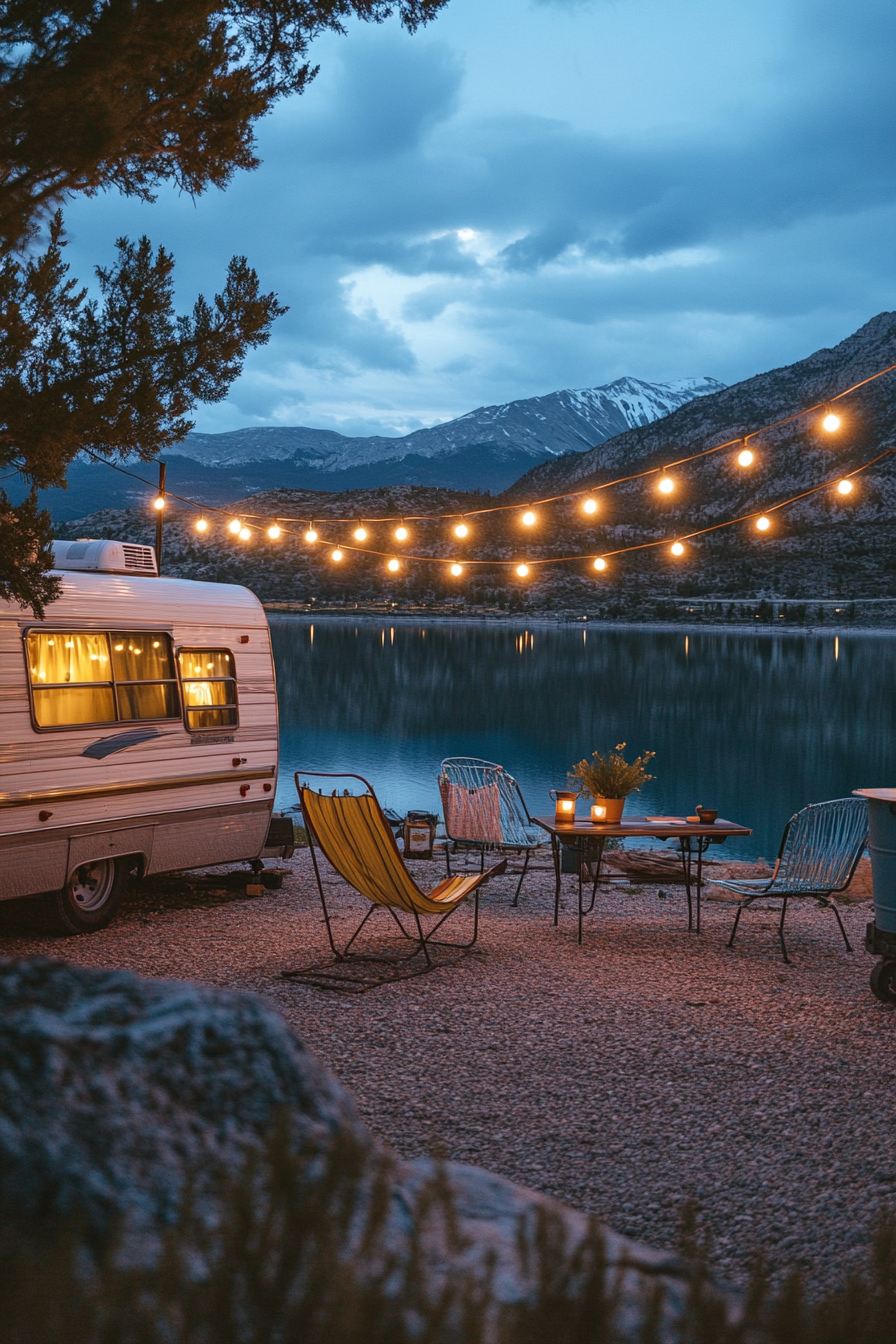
[
  {"xmin": 178, "ymin": 648, "xmax": 238, "ymax": 731},
  {"xmin": 27, "ymin": 632, "xmax": 115, "ymax": 726},
  {"xmin": 26, "ymin": 630, "xmax": 180, "ymax": 728}
]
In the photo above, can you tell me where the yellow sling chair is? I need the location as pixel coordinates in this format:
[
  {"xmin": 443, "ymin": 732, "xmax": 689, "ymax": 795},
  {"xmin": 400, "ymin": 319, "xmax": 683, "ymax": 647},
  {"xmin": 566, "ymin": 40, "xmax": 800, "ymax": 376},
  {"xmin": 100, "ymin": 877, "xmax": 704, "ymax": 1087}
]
[{"xmin": 287, "ymin": 772, "xmax": 506, "ymax": 986}]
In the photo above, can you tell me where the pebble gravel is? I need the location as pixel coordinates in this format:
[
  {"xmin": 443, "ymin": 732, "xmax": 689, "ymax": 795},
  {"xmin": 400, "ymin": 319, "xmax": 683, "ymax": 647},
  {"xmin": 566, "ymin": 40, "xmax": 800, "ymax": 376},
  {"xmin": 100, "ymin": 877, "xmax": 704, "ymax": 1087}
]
[{"xmin": 1, "ymin": 849, "xmax": 893, "ymax": 1298}]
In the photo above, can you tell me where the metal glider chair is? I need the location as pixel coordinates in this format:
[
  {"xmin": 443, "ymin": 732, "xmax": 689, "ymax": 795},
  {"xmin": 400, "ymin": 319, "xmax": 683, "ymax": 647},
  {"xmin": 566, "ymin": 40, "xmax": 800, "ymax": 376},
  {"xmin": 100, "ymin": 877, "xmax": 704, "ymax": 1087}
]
[
  {"xmin": 707, "ymin": 797, "xmax": 867, "ymax": 964},
  {"xmin": 438, "ymin": 757, "xmax": 548, "ymax": 905},
  {"xmin": 285, "ymin": 771, "xmax": 506, "ymax": 989}
]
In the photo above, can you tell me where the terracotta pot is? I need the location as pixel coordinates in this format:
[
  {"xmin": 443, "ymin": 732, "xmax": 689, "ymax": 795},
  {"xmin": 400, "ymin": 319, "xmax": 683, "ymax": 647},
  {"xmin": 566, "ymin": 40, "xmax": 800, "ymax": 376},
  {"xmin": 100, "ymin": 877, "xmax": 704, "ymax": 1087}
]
[{"xmin": 591, "ymin": 797, "xmax": 625, "ymax": 824}]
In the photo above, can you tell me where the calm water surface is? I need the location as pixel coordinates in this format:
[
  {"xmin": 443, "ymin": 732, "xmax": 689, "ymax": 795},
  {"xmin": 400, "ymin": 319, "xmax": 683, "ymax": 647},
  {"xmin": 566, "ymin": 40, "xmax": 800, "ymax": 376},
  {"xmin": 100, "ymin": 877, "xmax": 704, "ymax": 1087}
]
[{"xmin": 269, "ymin": 617, "xmax": 896, "ymax": 860}]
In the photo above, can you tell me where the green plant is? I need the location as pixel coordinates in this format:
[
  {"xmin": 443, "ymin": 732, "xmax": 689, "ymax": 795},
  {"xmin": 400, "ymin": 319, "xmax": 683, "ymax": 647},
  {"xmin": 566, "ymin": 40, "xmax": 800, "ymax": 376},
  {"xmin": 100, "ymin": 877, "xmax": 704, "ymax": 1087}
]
[{"xmin": 569, "ymin": 743, "xmax": 656, "ymax": 800}]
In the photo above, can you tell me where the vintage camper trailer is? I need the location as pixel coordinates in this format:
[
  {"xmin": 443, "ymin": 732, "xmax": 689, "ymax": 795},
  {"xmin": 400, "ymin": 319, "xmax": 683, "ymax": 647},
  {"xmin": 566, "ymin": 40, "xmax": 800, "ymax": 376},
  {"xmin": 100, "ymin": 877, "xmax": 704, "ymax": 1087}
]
[{"xmin": 0, "ymin": 539, "xmax": 283, "ymax": 932}]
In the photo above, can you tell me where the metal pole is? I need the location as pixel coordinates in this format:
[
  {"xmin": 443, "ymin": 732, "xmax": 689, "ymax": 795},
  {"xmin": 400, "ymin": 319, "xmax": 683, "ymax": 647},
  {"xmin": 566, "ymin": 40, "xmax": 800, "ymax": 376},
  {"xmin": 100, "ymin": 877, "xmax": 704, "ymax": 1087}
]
[{"xmin": 155, "ymin": 461, "xmax": 166, "ymax": 572}]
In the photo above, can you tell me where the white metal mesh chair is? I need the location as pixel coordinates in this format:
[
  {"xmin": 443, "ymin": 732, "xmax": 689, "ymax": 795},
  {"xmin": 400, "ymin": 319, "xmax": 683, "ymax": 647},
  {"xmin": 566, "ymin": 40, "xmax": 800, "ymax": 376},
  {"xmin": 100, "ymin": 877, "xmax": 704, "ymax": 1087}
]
[
  {"xmin": 707, "ymin": 797, "xmax": 868, "ymax": 963},
  {"xmin": 438, "ymin": 757, "xmax": 548, "ymax": 904}
]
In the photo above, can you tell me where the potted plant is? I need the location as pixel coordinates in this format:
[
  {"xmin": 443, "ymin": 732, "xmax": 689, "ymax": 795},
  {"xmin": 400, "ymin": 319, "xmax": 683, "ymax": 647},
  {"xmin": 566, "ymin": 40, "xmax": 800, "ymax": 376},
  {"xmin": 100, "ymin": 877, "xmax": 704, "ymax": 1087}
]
[{"xmin": 569, "ymin": 743, "xmax": 655, "ymax": 824}]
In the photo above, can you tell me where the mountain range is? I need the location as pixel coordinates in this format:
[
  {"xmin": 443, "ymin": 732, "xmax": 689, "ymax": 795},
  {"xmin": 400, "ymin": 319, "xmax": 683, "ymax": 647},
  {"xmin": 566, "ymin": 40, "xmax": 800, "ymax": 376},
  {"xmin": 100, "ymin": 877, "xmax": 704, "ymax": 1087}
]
[{"xmin": 27, "ymin": 375, "xmax": 723, "ymax": 520}]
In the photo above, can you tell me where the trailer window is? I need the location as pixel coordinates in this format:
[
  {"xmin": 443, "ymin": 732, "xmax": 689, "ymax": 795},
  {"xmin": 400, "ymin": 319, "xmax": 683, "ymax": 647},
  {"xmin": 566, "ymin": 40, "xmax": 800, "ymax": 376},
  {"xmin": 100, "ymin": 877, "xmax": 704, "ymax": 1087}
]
[
  {"xmin": 25, "ymin": 631, "xmax": 179, "ymax": 728},
  {"xmin": 178, "ymin": 648, "xmax": 238, "ymax": 731}
]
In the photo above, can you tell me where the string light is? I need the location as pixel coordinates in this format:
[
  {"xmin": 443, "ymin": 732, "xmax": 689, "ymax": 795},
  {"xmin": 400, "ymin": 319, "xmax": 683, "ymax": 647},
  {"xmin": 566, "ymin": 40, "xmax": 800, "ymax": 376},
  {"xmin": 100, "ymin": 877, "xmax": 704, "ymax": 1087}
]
[
  {"xmin": 331, "ymin": 548, "xmax": 343, "ymax": 563},
  {"xmin": 454, "ymin": 521, "xmax": 469, "ymax": 538},
  {"xmin": 521, "ymin": 511, "xmax": 536, "ymax": 527},
  {"xmin": 395, "ymin": 525, "xmax": 409, "ymax": 541},
  {"xmin": 195, "ymin": 517, "xmax": 208, "ymax": 533},
  {"xmin": 837, "ymin": 478, "xmax": 854, "ymax": 495},
  {"xmin": 238, "ymin": 526, "xmax": 252, "ymax": 541},
  {"xmin": 515, "ymin": 563, "xmax": 530, "ymax": 577},
  {"xmin": 387, "ymin": 558, "xmax": 400, "ymax": 572},
  {"xmin": 756, "ymin": 515, "xmax": 771, "ymax": 531},
  {"xmin": 658, "ymin": 475, "xmax": 675, "ymax": 495},
  {"xmin": 304, "ymin": 526, "xmax": 318, "ymax": 543},
  {"xmin": 267, "ymin": 524, "xmax": 281, "ymax": 540},
  {"xmin": 450, "ymin": 563, "xmax": 463, "ymax": 577},
  {"xmin": 823, "ymin": 407, "xmax": 841, "ymax": 432},
  {"xmin": 737, "ymin": 445, "xmax": 754, "ymax": 467},
  {"xmin": 228, "ymin": 519, "xmax": 242, "ymax": 535},
  {"xmin": 152, "ymin": 496, "xmax": 165, "ymax": 511},
  {"xmin": 670, "ymin": 541, "xmax": 685, "ymax": 556},
  {"xmin": 582, "ymin": 498, "xmax": 598, "ymax": 515},
  {"xmin": 593, "ymin": 557, "xmax": 607, "ymax": 571},
  {"xmin": 353, "ymin": 525, "xmax": 368, "ymax": 542}
]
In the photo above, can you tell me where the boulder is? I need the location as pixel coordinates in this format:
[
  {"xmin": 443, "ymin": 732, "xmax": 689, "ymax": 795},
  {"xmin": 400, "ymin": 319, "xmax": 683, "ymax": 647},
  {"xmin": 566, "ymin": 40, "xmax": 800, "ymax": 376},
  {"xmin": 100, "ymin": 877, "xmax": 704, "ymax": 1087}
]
[{"xmin": 0, "ymin": 959, "xmax": 715, "ymax": 1340}]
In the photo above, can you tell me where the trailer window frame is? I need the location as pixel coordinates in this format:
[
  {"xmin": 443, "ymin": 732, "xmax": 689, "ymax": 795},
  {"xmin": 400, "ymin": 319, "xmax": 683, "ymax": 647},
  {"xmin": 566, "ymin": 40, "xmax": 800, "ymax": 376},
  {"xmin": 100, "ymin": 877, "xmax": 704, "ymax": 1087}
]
[
  {"xmin": 176, "ymin": 647, "xmax": 239, "ymax": 733},
  {"xmin": 23, "ymin": 628, "xmax": 182, "ymax": 732}
]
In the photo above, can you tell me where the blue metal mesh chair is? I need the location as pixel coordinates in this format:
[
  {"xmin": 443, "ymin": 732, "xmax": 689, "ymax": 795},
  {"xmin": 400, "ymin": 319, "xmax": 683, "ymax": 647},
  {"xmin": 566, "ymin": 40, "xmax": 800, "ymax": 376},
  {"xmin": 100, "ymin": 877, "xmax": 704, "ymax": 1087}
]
[
  {"xmin": 707, "ymin": 797, "xmax": 868, "ymax": 963},
  {"xmin": 438, "ymin": 757, "xmax": 548, "ymax": 904}
]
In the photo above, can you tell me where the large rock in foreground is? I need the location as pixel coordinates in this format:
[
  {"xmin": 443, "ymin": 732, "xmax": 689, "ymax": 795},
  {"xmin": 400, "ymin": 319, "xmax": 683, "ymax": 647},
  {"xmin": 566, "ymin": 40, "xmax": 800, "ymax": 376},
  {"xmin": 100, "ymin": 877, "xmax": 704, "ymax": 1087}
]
[{"xmin": 0, "ymin": 960, "xmax": 711, "ymax": 1340}]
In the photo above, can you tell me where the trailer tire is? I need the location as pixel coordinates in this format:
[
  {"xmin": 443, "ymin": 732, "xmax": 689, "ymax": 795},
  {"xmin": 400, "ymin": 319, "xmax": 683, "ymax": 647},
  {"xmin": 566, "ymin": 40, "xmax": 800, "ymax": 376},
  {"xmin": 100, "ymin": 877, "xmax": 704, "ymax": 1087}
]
[
  {"xmin": 47, "ymin": 857, "xmax": 128, "ymax": 934},
  {"xmin": 870, "ymin": 959, "xmax": 896, "ymax": 1005}
]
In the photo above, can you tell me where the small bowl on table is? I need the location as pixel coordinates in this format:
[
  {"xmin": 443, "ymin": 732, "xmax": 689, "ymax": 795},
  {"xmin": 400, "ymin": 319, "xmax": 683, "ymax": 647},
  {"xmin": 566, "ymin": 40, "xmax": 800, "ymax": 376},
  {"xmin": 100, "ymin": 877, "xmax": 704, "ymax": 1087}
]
[{"xmin": 695, "ymin": 807, "xmax": 718, "ymax": 824}]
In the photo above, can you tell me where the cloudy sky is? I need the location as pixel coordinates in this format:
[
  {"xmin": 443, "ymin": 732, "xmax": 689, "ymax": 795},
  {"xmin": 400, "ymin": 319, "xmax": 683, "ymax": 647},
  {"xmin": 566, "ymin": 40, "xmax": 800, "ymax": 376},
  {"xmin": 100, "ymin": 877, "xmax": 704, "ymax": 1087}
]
[{"xmin": 65, "ymin": 0, "xmax": 896, "ymax": 437}]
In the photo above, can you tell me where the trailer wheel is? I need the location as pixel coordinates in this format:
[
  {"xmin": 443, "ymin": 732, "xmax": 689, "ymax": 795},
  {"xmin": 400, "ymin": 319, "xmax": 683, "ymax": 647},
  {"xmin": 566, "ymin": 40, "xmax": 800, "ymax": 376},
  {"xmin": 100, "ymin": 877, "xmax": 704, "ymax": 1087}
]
[
  {"xmin": 47, "ymin": 858, "xmax": 127, "ymax": 934},
  {"xmin": 870, "ymin": 959, "xmax": 896, "ymax": 1004}
]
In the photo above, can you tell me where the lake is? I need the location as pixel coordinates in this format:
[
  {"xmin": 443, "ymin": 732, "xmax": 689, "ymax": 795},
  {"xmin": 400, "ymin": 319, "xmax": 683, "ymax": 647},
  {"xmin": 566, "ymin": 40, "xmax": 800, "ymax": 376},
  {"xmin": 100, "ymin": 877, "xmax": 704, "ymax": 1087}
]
[{"xmin": 269, "ymin": 617, "xmax": 896, "ymax": 860}]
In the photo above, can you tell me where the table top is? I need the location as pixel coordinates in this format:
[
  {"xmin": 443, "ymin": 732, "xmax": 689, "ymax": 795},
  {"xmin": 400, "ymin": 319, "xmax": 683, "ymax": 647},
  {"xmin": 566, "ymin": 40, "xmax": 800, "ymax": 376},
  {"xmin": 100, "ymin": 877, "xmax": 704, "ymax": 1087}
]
[{"xmin": 533, "ymin": 814, "xmax": 752, "ymax": 840}]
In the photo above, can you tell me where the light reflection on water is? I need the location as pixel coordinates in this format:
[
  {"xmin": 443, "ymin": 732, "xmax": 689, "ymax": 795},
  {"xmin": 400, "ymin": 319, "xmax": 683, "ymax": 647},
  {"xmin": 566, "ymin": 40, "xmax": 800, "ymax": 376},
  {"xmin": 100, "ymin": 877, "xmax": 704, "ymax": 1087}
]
[{"xmin": 269, "ymin": 617, "xmax": 896, "ymax": 860}]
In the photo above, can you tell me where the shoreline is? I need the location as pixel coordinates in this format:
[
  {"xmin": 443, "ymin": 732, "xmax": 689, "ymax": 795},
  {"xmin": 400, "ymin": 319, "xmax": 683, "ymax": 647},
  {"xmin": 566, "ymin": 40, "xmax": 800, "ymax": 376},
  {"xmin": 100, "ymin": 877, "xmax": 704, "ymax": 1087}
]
[{"xmin": 265, "ymin": 607, "xmax": 896, "ymax": 638}]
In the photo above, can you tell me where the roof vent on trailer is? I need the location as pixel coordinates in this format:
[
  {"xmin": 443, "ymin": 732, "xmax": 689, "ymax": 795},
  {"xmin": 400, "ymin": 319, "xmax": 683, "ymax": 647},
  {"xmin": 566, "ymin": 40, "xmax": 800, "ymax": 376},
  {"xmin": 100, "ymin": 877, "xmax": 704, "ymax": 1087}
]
[{"xmin": 51, "ymin": 539, "xmax": 158, "ymax": 577}]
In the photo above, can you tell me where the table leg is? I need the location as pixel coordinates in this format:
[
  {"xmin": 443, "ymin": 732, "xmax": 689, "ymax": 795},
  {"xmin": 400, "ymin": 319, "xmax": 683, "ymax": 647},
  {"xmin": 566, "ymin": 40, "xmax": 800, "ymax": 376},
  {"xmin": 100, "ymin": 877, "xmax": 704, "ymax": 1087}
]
[
  {"xmin": 578, "ymin": 842, "xmax": 584, "ymax": 945},
  {"xmin": 680, "ymin": 839, "xmax": 693, "ymax": 931},
  {"xmin": 696, "ymin": 840, "xmax": 704, "ymax": 934},
  {"xmin": 552, "ymin": 834, "xmax": 561, "ymax": 926}
]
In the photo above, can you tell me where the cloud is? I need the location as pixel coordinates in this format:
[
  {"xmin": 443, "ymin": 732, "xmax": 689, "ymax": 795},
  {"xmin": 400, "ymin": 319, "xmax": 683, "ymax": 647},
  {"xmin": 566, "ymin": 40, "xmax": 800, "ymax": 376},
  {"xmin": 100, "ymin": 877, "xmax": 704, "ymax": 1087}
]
[{"xmin": 61, "ymin": 0, "xmax": 896, "ymax": 436}]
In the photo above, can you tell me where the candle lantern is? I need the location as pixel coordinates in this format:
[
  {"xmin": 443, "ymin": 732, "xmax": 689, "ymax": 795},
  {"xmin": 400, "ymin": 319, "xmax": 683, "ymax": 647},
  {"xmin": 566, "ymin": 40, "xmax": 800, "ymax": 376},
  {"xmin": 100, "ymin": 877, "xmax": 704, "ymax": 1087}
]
[
  {"xmin": 591, "ymin": 803, "xmax": 607, "ymax": 823},
  {"xmin": 550, "ymin": 789, "xmax": 579, "ymax": 823}
]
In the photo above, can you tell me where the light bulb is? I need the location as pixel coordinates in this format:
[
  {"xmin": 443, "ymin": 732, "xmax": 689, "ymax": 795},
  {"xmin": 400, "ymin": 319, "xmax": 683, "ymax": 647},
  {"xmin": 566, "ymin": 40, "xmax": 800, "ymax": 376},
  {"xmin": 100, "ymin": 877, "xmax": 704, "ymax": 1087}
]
[
  {"xmin": 152, "ymin": 496, "xmax": 165, "ymax": 511},
  {"xmin": 266, "ymin": 524, "xmax": 281, "ymax": 540},
  {"xmin": 387, "ymin": 558, "xmax": 400, "ymax": 572},
  {"xmin": 582, "ymin": 498, "xmax": 598, "ymax": 515},
  {"xmin": 593, "ymin": 557, "xmax": 607, "ymax": 571},
  {"xmin": 195, "ymin": 517, "xmax": 208, "ymax": 533},
  {"xmin": 756, "ymin": 515, "xmax": 771, "ymax": 531},
  {"xmin": 521, "ymin": 511, "xmax": 536, "ymax": 526},
  {"xmin": 658, "ymin": 476, "xmax": 675, "ymax": 495},
  {"xmin": 228, "ymin": 518, "xmax": 241, "ymax": 535},
  {"xmin": 823, "ymin": 411, "xmax": 841, "ymax": 432},
  {"xmin": 450, "ymin": 563, "xmax": 463, "ymax": 577},
  {"xmin": 737, "ymin": 448, "xmax": 754, "ymax": 467},
  {"xmin": 395, "ymin": 525, "xmax": 408, "ymax": 541},
  {"xmin": 331, "ymin": 548, "xmax": 343, "ymax": 563},
  {"xmin": 239, "ymin": 526, "xmax": 252, "ymax": 541},
  {"xmin": 837, "ymin": 478, "xmax": 854, "ymax": 495},
  {"xmin": 353, "ymin": 526, "xmax": 367, "ymax": 542},
  {"xmin": 454, "ymin": 522, "xmax": 469, "ymax": 538},
  {"xmin": 516, "ymin": 563, "xmax": 530, "ymax": 577},
  {"xmin": 670, "ymin": 541, "xmax": 685, "ymax": 556},
  {"xmin": 304, "ymin": 527, "xmax": 318, "ymax": 543}
]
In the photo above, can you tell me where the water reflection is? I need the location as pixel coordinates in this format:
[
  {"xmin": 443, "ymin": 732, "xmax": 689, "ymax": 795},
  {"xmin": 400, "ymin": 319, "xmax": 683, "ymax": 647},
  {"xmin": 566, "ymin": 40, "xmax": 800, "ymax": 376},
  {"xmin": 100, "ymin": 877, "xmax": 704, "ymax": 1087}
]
[{"xmin": 269, "ymin": 618, "xmax": 896, "ymax": 859}]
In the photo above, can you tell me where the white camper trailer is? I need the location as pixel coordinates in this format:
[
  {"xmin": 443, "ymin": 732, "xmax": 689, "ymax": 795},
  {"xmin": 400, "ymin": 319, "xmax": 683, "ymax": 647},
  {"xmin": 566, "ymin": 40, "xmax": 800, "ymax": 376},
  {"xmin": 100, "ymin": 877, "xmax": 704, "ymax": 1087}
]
[{"xmin": 0, "ymin": 539, "xmax": 283, "ymax": 932}]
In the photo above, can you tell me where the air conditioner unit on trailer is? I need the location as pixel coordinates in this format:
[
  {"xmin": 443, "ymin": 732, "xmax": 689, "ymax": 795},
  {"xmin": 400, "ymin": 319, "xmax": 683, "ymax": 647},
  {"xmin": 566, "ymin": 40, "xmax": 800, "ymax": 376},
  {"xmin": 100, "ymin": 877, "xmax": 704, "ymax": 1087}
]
[{"xmin": 51, "ymin": 539, "xmax": 158, "ymax": 577}]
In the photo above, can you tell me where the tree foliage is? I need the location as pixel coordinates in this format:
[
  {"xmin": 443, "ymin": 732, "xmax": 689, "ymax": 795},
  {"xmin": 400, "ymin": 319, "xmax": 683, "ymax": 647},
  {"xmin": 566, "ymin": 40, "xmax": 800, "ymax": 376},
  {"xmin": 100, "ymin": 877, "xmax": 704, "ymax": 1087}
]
[
  {"xmin": 0, "ymin": 0, "xmax": 449, "ymax": 612},
  {"xmin": 0, "ymin": 214, "xmax": 285, "ymax": 613},
  {"xmin": 0, "ymin": 0, "xmax": 451, "ymax": 248}
]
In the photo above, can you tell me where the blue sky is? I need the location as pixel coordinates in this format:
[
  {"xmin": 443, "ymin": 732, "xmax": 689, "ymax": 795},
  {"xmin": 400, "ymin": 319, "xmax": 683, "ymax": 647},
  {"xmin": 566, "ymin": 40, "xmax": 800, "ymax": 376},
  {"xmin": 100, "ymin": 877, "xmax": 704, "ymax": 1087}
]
[{"xmin": 65, "ymin": 0, "xmax": 896, "ymax": 436}]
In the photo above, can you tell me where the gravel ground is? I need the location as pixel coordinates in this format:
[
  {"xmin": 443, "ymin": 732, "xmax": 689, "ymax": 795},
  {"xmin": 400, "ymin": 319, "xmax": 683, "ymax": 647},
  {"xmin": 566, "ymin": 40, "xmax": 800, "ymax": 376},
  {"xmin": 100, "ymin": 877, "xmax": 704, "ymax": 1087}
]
[{"xmin": 1, "ymin": 849, "xmax": 893, "ymax": 1298}]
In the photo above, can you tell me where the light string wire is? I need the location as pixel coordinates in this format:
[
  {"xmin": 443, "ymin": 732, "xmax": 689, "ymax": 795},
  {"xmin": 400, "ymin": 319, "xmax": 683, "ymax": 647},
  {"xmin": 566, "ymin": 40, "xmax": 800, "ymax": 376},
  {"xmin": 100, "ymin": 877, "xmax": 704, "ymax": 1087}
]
[
  {"xmin": 71, "ymin": 357, "xmax": 896, "ymax": 534},
  {"xmin": 248, "ymin": 445, "xmax": 896, "ymax": 567}
]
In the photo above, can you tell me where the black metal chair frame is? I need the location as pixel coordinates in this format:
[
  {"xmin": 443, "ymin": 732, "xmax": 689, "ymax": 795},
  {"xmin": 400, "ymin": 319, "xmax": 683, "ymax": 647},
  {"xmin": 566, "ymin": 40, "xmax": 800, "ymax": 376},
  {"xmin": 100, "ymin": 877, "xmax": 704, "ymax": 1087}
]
[{"xmin": 289, "ymin": 772, "xmax": 506, "ymax": 985}]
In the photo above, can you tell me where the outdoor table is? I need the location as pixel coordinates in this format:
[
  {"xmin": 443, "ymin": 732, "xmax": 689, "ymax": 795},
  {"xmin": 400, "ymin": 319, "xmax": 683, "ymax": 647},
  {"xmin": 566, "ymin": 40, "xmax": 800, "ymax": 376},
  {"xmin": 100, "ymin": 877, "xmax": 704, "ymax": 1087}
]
[{"xmin": 532, "ymin": 815, "xmax": 753, "ymax": 944}]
